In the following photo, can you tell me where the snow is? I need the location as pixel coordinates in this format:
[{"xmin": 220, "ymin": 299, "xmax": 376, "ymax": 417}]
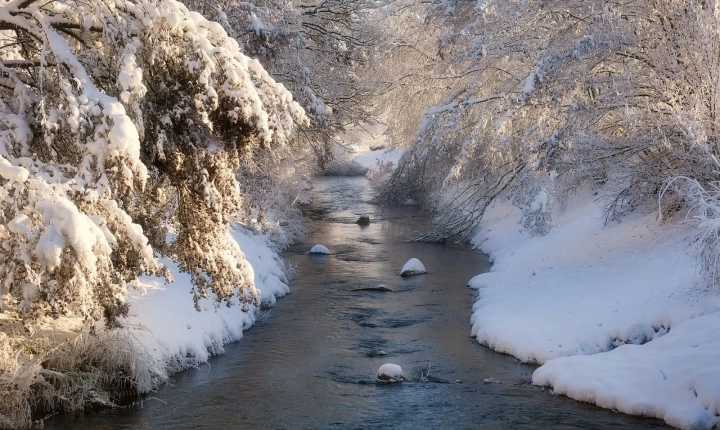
[
  {"xmin": 522, "ymin": 68, "xmax": 542, "ymax": 96},
  {"xmin": 0, "ymin": 155, "xmax": 29, "ymax": 182},
  {"xmin": 377, "ymin": 363, "xmax": 404, "ymax": 382},
  {"xmin": 36, "ymin": 195, "xmax": 113, "ymax": 267},
  {"xmin": 122, "ymin": 228, "xmax": 290, "ymax": 377},
  {"xmin": 400, "ymin": 257, "xmax": 426, "ymax": 276},
  {"xmin": 309, "ymin": 244, "xmax": 331, "ymax": 254},
  {"xmin": 528, "ymin": 189, "xmax": 548, "ymax": 213},
  {"xmin": 247, "ymin": 13, "xmax": 267, "ymax": 36},
  {"xmin": 469, "ymin": 188, "xmax": 720, "ymax": 429},
  {"xmin": 533, "ymin": 312, "xmax": 720, "ymax": 429}
]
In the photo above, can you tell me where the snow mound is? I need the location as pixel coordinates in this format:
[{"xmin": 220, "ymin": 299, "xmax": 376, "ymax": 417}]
[
  {"xmin": 400, "ymin": 258, "xmax": 426, "ymax": 277},
  {"xmin": 309, "ymin": 244, "xmax": 330, "ymax": 254},
  {"xmin": 532, "ymin": 311, "xmax": 720, "ymax": 430},
  {"xmin": 377, "ymin": 363, "xmax": 404, "ymax": 383},
  {"xmin": 467, "ymin": 187, "xmax": 720, "ymax": 428}
]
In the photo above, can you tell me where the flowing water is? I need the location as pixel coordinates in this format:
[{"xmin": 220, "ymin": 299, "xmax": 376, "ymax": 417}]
[{"xmin": 46, "ymin": 176, "xmax": 667, "ymax": 429}]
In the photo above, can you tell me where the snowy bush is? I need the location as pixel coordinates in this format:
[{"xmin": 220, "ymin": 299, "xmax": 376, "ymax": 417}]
[
  {"xmin": 235, "ymin": 151, "xmax": 309, "ymax": 251},
  {"xmin": 366, "ymin": 159, "xmax": 396, "ymax": 190},
  {"xmin": 184, "ymin": 0, "xmax": 383, "ymax": 177},
  {"xmin": 0, "ymin": 0, "xmax": 307, "ymax": 330}
]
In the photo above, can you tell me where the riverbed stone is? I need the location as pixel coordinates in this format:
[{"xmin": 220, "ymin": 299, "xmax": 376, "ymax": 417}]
[{"xmin": 356, "ymin": 215, "xmax": 370, "ymax": 225}]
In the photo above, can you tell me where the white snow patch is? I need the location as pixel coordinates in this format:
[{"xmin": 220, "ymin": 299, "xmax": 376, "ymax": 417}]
[
  {"xmin": 0, "ymin": 155, "xmax": 29, "ymax": 183},
  {"xmin": 533, "ymin": 311, "xmax": 720, "ymax": 429},
  {"xmin": 528, "ymin": 189, "xmax": 548, "ymax": 213},
  {"xmin": 377, "ymin": 363, "xmax": 404, "ymax": 382},
  {"xmin": 353, "ymin": 148, "xmax": 403, "ymax": 170}
]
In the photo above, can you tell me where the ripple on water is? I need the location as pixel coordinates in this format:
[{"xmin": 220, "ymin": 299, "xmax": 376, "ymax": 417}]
[{"xmin": 357, "ymin": 315, "xmax": 431, "ymax": 329}]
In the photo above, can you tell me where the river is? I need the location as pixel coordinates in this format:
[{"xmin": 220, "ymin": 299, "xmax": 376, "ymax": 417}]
[{"xmin": 46, "ymin": 176, "xmax": 667, "ymax": 429}]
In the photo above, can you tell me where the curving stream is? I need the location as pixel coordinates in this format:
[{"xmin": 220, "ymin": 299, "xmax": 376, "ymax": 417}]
[{"xmin": 46, "ymin": 176, "xmax": 667, "ymax": 429}]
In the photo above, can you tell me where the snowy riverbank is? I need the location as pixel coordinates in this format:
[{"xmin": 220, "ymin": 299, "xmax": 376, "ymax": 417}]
[
  {"xmin": 121, "ymin": 228, "xmax": 290, "ymax": 379},
  {"xmin": 469, "ymin": 190, "xmax": 720, "ymax": 429}
]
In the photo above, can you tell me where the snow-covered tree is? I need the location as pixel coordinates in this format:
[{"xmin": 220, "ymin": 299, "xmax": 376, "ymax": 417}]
[
  {"xmin": 368, "ymin": 0, "xmax": 447, "ymax": 148},
  {"xmin": 170, "ymin": 0, "xmax": 387, "ymax": 245},
  {"xmin": 379, "ymin": 0, "xmax": 572, "ymax": 240},
  {"xmin": 184, "ymin": 0, "xmax": 383, "ymax": 160},
  {"xmin": 0, "ymin": 0, "xmax": 307, "ymax": 330},
  {"xmin": 380, "ymin": 0, "xmax": 720, "ymax": 253}
]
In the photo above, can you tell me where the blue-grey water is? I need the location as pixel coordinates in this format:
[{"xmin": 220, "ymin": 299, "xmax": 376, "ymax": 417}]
[{"xmin": 45, "ymin": 176, "xmax": 667, "ymax": 429}]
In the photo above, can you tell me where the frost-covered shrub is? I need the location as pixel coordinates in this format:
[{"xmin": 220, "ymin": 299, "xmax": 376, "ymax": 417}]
[
  {"xmin": 366, "ymin": 159, "xmax": 396, "ymax": 190},
  {"xmin": 235, "ymin": 149, "xmax": 310, "ymax": 250},
  {"xmin": 0, "ymin": 0, "xmax": 307, "ymax": 329},
  {"xmin": 661, "ymin": 177, "xmax": 720, "ymax": 290},
  {"xmin": 520, "ymin": 188, "xmax": 553, "ymax": 237},
  {"xmin": 184, "ymin": 0, "xmax": 382, "ymax": 174},
  {"xmin": 175, "ymin": 0, "xmax": 387, "ymax": 249}
]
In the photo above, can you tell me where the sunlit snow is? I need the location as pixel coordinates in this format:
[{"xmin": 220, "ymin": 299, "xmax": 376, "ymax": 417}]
[
  {"xmin": 469, "ymin": 187, "xmax": 720, "ymax": 429},
  {"xmin": 309, "ymin": 244, "xmax": 331, "ymax": 254}
]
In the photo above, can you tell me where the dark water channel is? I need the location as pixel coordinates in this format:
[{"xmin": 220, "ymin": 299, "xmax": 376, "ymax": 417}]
[{"xmin": 47, "ymin": 176, "xmax": 667, "ymax": 429}]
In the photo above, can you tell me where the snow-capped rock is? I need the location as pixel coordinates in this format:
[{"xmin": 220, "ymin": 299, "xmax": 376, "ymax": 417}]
[
  {"xmin": 377, "ymin": 363, "xmax": 405, "ymax": 384},
  {"xmin": 400, "ymin": 258, "xmax": 426, "ymax": 277},
  {"xmin": 309, "ymin": 244, "xmax": 330, "ymax": 254}
]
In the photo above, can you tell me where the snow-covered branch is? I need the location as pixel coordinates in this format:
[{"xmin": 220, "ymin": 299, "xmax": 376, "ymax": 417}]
[{"xmin": 0, "ymin": 0, "xmax": 308, "ymax": 330}]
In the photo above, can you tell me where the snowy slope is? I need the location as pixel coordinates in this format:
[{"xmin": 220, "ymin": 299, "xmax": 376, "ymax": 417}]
[
  {"xmin": 469, "ymin": 189, "xmax": 720, "ymax": 429},
  {"xmin": 533, "ymin": 311, "xmax": 720, "ymax": 429}
]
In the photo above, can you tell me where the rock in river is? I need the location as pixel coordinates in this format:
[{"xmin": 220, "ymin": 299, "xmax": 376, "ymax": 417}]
[
  {"xmin": 309, "ymin": 244, "xmax": 330, "ymax": 254},
  {"xmin": 400, "ymin": 258, "xmax": 426, "ymax": 277},
  {"xmin": 356, "ymin": 215, "xmax": 370, "ymax": 225},
  {"xmin": 377, "ymin": 363, "xmax": 405, "ymax": 384}
]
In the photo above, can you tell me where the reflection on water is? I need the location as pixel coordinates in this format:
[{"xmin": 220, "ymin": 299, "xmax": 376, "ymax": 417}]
[{"xmin": 46, "ymin": 176, "xmax": 668, "ymax": 429}]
